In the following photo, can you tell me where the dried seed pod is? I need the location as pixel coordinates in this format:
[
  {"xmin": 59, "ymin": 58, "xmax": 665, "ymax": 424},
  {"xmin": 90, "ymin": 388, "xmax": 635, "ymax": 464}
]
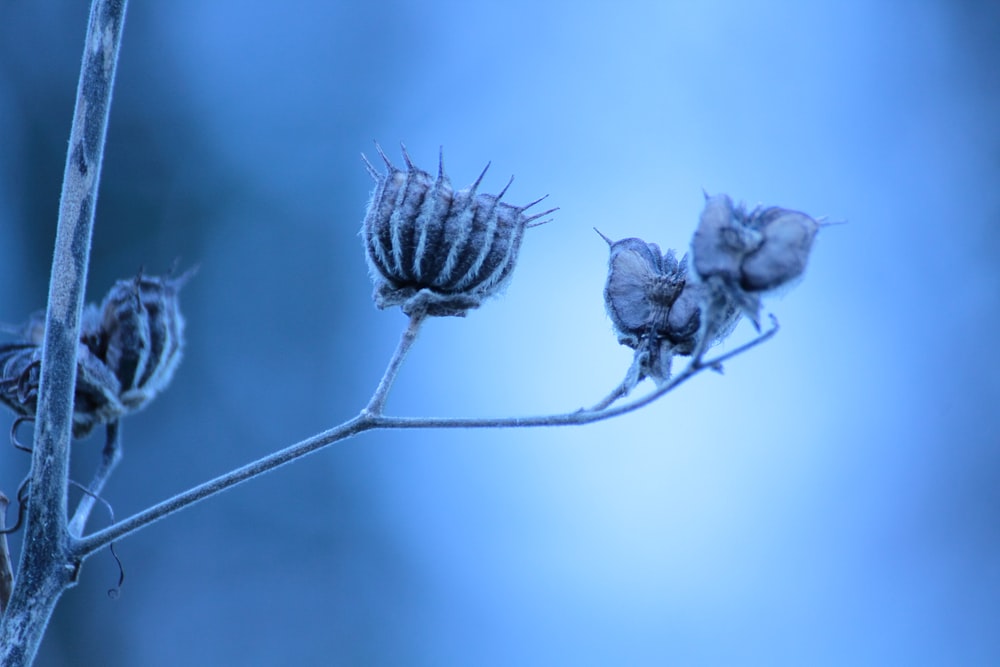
[
  {"xmin": 0, "ymin": 338, "xmax": 126, "ymax": 438},
  {"xmin": 361, "ymin": 143, "xmax": 555, "ymax": 317},
  {"xmin": 598, "ymin": 230, "xmax": 708, "ymax": 384},
  {"xmin": 739, "ymin": 208, "xmax": 821, "ymax": 292},
  {"xmin": 91, "ymin": 269, "xmax": 192, "ymax": 411},
  {"xmin": 0, "ymin": 269, "xmax": 191, "ymax": 438},
  {"xmin": 691, "ymin": 194, "xmax": 762, "ymax": 284},
  {"xmin": 0, "ymin": 343, "xmax": 42, "ymax": 412},
  {"xmin": 691, "ymin": 194, "xmax": 822, "ymax": 330}
]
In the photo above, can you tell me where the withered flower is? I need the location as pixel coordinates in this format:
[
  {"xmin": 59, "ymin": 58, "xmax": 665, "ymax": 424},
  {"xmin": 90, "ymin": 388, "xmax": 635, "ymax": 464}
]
[
  {"xmin": 692, "ymin": 194, "xmax": 822, "ymax": 330},
  {"xmin": 598, "ymin": 231, "xmax": 707, "ymax": 385},
  {"xmin": 0, "ymin": 269, "xmax": 191, "ymax": 438}
]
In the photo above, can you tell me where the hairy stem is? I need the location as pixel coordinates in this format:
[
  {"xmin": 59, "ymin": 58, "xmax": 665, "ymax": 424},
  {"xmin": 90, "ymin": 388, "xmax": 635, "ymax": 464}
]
[
  {"xmin": 0, "ymin": 1, "xmax": 129, "ymax": 665},
  {"xmin": 364, "ymin": 313, "xmax": 425, "ymax": 415},
  {"xmin": 72, "ymin": 319, "xmax": 777, "ymax": 559},
  {"xmin": 586, "ymin": 380, "xmax": 629, "ymax": 412},
  {"xmin": 68, "ymin": 421, "xmax": 122, "ymax": 537}
]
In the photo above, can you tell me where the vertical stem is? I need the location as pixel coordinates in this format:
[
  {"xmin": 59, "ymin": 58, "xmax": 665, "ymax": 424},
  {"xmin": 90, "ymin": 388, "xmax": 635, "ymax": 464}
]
[
  {"xmin": 0, "ymin": 1, "xmax": 129, "ymax": 665},
  {"xmin": 0, "ymin": 493, "xmax": 12, "ymax": 615},
  {"xmin": 364, "ymin": 314, "xmax": 425, "ymax": 416},
  {"xmin": 68, "ymin": 421, "xmax": 122, "ymax": 537}
]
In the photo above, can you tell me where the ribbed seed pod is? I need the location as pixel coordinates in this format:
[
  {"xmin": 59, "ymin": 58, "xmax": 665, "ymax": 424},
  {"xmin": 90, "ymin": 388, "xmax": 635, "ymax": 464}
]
[
  {"xmin": 91, "ymin": 270, "xmax": 191, "ymax": 411},
  {"xmin": 0, "ymin": 269, "xmax": 191, "ymax": 438},
  {"xmin": 362, "ymin": 143, "xmax": 555, "ymax": 317}
]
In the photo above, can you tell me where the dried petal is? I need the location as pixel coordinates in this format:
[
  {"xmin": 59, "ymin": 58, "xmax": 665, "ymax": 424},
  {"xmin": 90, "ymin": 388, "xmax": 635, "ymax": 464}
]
[
  {"xmin": 740, "ymin": 209, "xmax": 820, "ymax": 292},
  {"xmin": 601, "ymin": 236, "xmax": 662, "ymax": 342}
]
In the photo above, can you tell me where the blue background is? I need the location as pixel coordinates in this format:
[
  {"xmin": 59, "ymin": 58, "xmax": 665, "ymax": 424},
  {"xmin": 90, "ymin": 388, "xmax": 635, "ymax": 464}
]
[{"xmin": 1, "ymin": 1, "xmax": 998, "ymax": 665}]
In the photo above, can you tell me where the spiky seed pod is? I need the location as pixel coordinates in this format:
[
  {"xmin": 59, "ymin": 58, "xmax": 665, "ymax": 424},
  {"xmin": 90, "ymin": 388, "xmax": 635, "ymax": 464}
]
[
  {"xmin": 0, "ymin": 269, "xmax": 191, "ymax": 438},
  {"xmin": 598, "ymin": 230, "xmax": 709, "ymax": 384},
  {"xmin": 361, "ymin": 143, "xmax": 555, "ymax": 317}
]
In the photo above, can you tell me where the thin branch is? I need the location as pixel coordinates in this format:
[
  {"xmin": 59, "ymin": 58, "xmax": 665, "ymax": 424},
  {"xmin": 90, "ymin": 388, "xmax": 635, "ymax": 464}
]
[
  {"xmin": 588, "ymin": 379, "xmax": 630, "ymax": 412},
  {"xmin": 73, "ymin": 309, "xmax": 435, "ymax": 557},
  {"xmin": 0, "ymin": 0, "xmax": 129, "ymax": 664},
  {"xmin": 370, "ymin": 317, "xmax": 779, "ymax": 429},
  {"xmin": 68, "ymin": 421, "xmax": 121, "ymax": 537},
  {"xmin": 364, "ymin": 313, "xmax": 425, "ymax": 416},
  {"xmin": 71, "ymin": 318, "xmax": 777, "ymax": 559},
  {"xmin": 72, "ymin": 415, "xmax": 373, "ymax": 556}
]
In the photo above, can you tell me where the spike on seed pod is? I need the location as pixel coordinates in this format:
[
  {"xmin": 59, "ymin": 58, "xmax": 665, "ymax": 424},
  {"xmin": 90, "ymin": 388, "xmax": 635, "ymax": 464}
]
[{"xmin": 361, "ymin": 142, "xmax": 556, "ymax": 317}]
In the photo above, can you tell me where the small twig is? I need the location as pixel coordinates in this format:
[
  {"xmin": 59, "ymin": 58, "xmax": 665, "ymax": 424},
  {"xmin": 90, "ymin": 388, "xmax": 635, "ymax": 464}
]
[
  {"xmin": 371, "ymin": 318, "xmax": 778, "ymax": 429},
  {"xmin": 588, "ymin": 380, "xmax": 630, "ymax": 412},
  {"xmin": 68, "ymin": 421, "xmax": 122, "ymax": 537},
  {"xmin": 0, "ymin": 492, "xmax": 13, "ymax": 615},
  {"xmin": 364, "ymin": 313, "xmax": 425, "ymax": 416},
  {"xmin": 586, "ymin": 354, "xmax": 642, "ymax": 412},
  {"xmin": 71, "ymin": 317, "xmax": 778, "ymax": 559},
  {"xmin": 72, "ymin": 415, "xmax": 372, "ymax": 556}
]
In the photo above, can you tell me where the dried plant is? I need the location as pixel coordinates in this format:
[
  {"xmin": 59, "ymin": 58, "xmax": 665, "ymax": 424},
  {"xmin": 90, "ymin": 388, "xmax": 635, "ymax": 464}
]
[{"xmin": 0, "ymin": 1, "xmax": 824, "ymax": 665}]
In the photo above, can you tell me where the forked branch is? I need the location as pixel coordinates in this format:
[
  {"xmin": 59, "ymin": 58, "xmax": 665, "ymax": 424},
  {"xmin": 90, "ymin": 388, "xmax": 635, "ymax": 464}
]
[
  {"xmin": 71, "ymin": 316, "xmax": 777, "ymax": 558},
  {"xmin": 0, "ymin": 1, "xmax": 129, "ymax": 664}
]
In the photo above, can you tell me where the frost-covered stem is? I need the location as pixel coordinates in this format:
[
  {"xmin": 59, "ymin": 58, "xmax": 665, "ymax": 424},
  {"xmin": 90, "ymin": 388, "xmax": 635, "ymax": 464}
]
[
  {"xmin": 72, "ymin": 319, "xmax": 777, "ymax": 559},
  {"xmin": 587, "ymin": 378, "xmax": 630, "ymax": 412},
  {"xmin": 371, "ymin": 318, "xmax": 779, "ymax": 429},
  {"xmin": 0, "ymin": 1, "xmax": 128, "ymax": 665},
  {"xmin": 74, "ymin": 416, "xmax": 374, "ymax": 555},
  {"xmin": 68, "ymin": 422, "xmax": 122, "ymax": 537},
  {"xmin": 364, "ymin": 313, "xmax": 425, "ymax": 416}
]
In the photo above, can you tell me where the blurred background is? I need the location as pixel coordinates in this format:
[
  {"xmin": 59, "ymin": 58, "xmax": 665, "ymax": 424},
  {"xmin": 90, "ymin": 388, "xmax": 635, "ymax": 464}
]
[{"xmin": 1, "ymin": 0, "xmax": 998, "ymax": 665}]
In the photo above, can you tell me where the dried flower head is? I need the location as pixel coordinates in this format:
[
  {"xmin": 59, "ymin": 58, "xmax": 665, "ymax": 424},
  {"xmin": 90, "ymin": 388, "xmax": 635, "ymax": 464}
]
[
  {"xmin": 692, "ymin": 194, "xmax": 822, "ymax": 329},
  {"xmin": 598, "ymin": 230, "xmax": 713, "ymax": 384},
  {"xmin": 0, "ymin": 269, "xmax": 192, "ymax": 437},
  {"xmin": 89, "ymin": 269, "xmax": 192, "ymax": 411},
  {"xmin": 361, "ymin": 143, "xmax": 555, "ymax": 317}
]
